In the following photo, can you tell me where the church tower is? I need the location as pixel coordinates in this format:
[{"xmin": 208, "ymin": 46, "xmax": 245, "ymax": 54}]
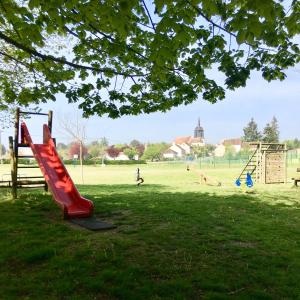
[{"xmin": 194, "ymin": 118, "xmax": 204, "ymax": 139}]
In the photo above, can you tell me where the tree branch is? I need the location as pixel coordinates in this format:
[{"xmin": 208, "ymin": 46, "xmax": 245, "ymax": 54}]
[
  {"xmin": 141, "ymin": 0, "xmax": 156, "ymax": 31},
  {"xmin": 186, "ymin": 0, "xmax": 276, "ymax": 52},
  {"xmin": 186, "ymin": 0, "xmax": 236, "ymax": 39},
  {"xmin": 0, "ymin": 50, "xmax": 29, "ymax": 67},
  {"xmin": 0, "ymin": 31, "xmax": 147, "ymax": 77}
]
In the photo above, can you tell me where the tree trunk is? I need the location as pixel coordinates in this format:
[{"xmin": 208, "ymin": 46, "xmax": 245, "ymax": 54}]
[{"xmin": 79, "ymin": 141, "xmax": 84, "ymax": 184}]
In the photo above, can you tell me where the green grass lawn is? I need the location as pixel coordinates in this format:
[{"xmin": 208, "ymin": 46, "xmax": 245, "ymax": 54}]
[{"xmin": 0, "ymin": 163, "xmax": 299, "ymax": 299}]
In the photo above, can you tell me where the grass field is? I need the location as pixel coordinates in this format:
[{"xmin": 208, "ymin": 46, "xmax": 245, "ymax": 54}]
[{"xmin": 0, "ymin": 162, "xmax": 299, "ymax": 299}]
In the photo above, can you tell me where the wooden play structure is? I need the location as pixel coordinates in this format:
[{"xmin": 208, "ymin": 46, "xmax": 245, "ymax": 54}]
[
  {"xmin": 292, "ymin": 168, "xmax": 300, "ymax": 187},
  {"xmin": 237, "ymin": 142, "xmax": 287, "ymax": 184},
  {"xmin": 0, "ymin": 108, "xmax": 116, "ymax": 229},
  {"xmin": 0, "ymin": 108, "xmax": 53, "ymax": 197}
]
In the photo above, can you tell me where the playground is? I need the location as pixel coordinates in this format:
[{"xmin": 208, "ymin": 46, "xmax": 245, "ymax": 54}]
[
  {"xmin": 0, "ymin": 162, "xmax": 300, "ymax": 299},
  {"xmin": 0, "ymin": 1, "xmax": 299, "ymax": 298}
]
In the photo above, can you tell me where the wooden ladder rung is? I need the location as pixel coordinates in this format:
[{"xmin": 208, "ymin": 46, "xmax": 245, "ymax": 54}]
[
  {"xmin": 17, "ymin": 180, "xmax": 46, "ymax": 185},
  {"xmin": 18, "ymin": 185, "xmax": 46, "ymax": 189},
  {"xmin": 18, "ymin": 176, "xmax": 44, "ymax": 179},
  {"xmin": 18, "ymin": 166, "xmax": 40, "ymax": 169}
]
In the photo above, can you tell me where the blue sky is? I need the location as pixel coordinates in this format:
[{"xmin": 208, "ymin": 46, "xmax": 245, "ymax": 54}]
[{"xmin": 1, "ymin": 65, "xmax": 299, "ymax": 148}]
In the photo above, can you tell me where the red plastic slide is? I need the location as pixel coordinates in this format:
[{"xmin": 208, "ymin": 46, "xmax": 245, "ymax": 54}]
[{"xmin": 21, "ymin": 122, "xmax": 94, "ymax": 219}]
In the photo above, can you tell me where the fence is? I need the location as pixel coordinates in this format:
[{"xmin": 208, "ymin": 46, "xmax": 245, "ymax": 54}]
[
  {"xmin": 1, "ymin": 151, "xmax": 299, "ymax": 168},
  {"xmin": 163, "ymin": 150, "xmax": 300, "ymax": 169},
  {"xmin": 286, "ymin": 150, "xmax": 300, "ymax": 167}
]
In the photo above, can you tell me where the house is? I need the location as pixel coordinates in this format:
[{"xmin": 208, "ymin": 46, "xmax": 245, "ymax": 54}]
[
  {"xmin": 214, "ymin": 138, "xmax": 250, "ymax": 157},
  {"xmin": 105, "ymin": 151, "xmax": 130, "ymax": 160},
  {"xmin": 163, "ymin": 148, "xmax": 178, "ymax": 159},
  {"xmin": 163, "ymin": 119, "xmax": 206, "ymax": 159},
  {"xmin": 169, "ymin": 143, "xmax": 187, "ymax": 157}
]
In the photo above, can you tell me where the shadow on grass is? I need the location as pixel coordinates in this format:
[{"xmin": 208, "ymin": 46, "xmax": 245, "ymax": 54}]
[{"xmin": 0, "ymin": 184, "xmax": 299, "ymax": 299}]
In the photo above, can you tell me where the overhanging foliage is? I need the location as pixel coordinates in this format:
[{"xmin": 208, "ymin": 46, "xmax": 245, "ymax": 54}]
[{"xmin": 0, "ymin": 0, "xmax": 299, "ymax": 118}]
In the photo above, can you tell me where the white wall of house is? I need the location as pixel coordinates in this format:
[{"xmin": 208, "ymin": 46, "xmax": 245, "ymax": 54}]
[
  {"xmin": 191, "ymin": 141, "xmax": 205, "ymax": 147},
  {"xmin": 214, "ymin": 144, "xmax": 225, "ymax": 157},
  {"xmin": 233, "ymin": 145, "xmax": 241, "ymax": 152},
  {"xmin": 170, "ymin": 144, "xmax": 185, "ymax": 157},
  {"xmin": 117, "ymin": 152, "xmax": 129, "ymax": 160},
  {"xmin": 214, "ymin": 143, "xmax": 242, "ymax": 157},
  {"xmin": 163, "ymin": 152, "xmax": 176, "ymax": 159},
  {"xmin": 105, "ymin": 152, "xmax": 130, "ymax": 160},
  {"xmin": 179, "ymin": 143, "xmax": 191, "ymax": 154}
]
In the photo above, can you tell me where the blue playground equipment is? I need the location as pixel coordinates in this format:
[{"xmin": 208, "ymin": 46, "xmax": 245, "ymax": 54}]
[
  {"xmin": 246, "ymin": 172, "xmax": 253, "ymax": 187},
  {"xmin": 235, "ymin": 172, "xmax": 253, "ymax": 188}
]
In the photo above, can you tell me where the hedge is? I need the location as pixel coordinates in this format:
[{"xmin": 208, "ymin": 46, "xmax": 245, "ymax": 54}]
[
  {"xmin": 63, "ymin": 159, "xmax": 146, "ymax": 165},
  {"xmin": 1, "ymin": 158, "xmax": 146, "ymax": 165}
]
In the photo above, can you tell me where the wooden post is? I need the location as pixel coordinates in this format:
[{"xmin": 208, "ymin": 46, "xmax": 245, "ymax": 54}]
[
  {"xmin": 12, "ymin": 108, "xmax": 20, "ymax": 197},
  {"xmin": 284, "ymin": 143, "xmax": 287, "ymax": 184},
  {"xmin": 256, "ymin": 144, "xmax": 259, "ymax": 182},
  {"xmin": 14, "ymin": 108, "xmax": 20, "ymax": 154},
  {"xmin": 262, "ymin": 151, "xmax": 267, "ymax": 184},
  {"xmin": 45, "ymin": 110, "xmax": 53, "ymax": 192},
  {"xmin": 9, "ymin": 136, "xmax": 17, "ymax": 199},
  {"xmin": 48, "ymin": 110, "xmax": 53, "ymax": 134}
]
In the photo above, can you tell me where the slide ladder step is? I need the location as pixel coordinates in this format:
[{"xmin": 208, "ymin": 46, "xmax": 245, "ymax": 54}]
[
  {"xmin": 18, "ymin": 176, "xmax": 44, "ymax": 179},
  {"xmin": 18, "ymin": 166, "xmax": 40, "ymax": 169},
  {"xmin": 17, "ymin": 180, "xmax": 46, "ymax": 185}
]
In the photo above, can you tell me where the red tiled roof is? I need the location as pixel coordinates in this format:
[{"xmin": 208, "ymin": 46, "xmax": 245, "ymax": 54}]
[
  {"xmin": 222, "ymin": 138, "xmax": 242, "ymax": 146},
  {"xmin": 174, "ymin": 136, "xmax": 204, "ymax": 145},
  {"xmin": 189, "ymin": 137, "xmax": 203, "ymax": 144},
  {"xmin": 174, "ymin": 136, "xmax": 191, "ymax": 144}
]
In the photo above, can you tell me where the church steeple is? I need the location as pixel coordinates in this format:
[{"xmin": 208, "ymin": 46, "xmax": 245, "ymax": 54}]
[{"xmin": 194, "ymin": 118, "xmax": 204, "ymax": 138}]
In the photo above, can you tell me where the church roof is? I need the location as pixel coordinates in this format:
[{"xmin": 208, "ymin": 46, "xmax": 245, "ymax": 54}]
[
  {"xmin": 189, "ymin": 137, "xmax": 203, "ymax": 144},
  {"xmin": 174, "ymin": 136, "xmax": 191, "ymax": 144},
  {"xmin": 174, "ymin": 136, "xmax": 204, "ymax": 145}
]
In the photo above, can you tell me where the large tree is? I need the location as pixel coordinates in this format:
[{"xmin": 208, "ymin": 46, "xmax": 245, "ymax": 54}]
[
  {"xmin": 130, "ymin": 139, "xmax": 145, "ymax": 157},
  {"xmin": 0, "ymin": 1, "xmax": 299, "ymax": 118},
  {"xmin": 88, "ymin": 137, "xmax": 109, "ymax": 164},
  {"xmin": 106, "ymin": 145, "xmax": 121, "ymax": 159},
  {"xmin": 142, "ymin": 143, "xmax": 169, "ymax": 161},
  {"xmin": 263, "ymin": 116, "xmax": 280, "ymax": 143},
  {"xmin": 69, "ymin": 141, "xmax": 88, "ymax": 159},
  {"xmin": 242, "ymin": 117, "xmax": 262, "ymax": 142}
]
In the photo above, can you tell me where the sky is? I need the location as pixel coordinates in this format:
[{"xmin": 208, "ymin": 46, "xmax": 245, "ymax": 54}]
[{"xmin": 1, "ymin": 65, "xmax": 299, "ymax": 148}]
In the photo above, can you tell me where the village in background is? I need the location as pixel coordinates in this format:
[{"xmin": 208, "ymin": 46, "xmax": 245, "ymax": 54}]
[{"xmin": 1, "ymin": 117, "xmax": 300, "ymax": 166}]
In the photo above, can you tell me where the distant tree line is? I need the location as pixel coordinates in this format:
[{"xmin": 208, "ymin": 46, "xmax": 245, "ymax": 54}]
[
  {"xmin": 56, "ymin": 138, "xmax": 171, "ymax": 162},
  {"xmin": 242, "ymin": 117, "xmax": 300, "ymax": 151},
  {"xmin": 242, "ymin": 117, "xmax": 280, "ymax": 143},
  {"xmin": 284, "ymin": 139, "xmax": 300, "ymax": 150}
]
